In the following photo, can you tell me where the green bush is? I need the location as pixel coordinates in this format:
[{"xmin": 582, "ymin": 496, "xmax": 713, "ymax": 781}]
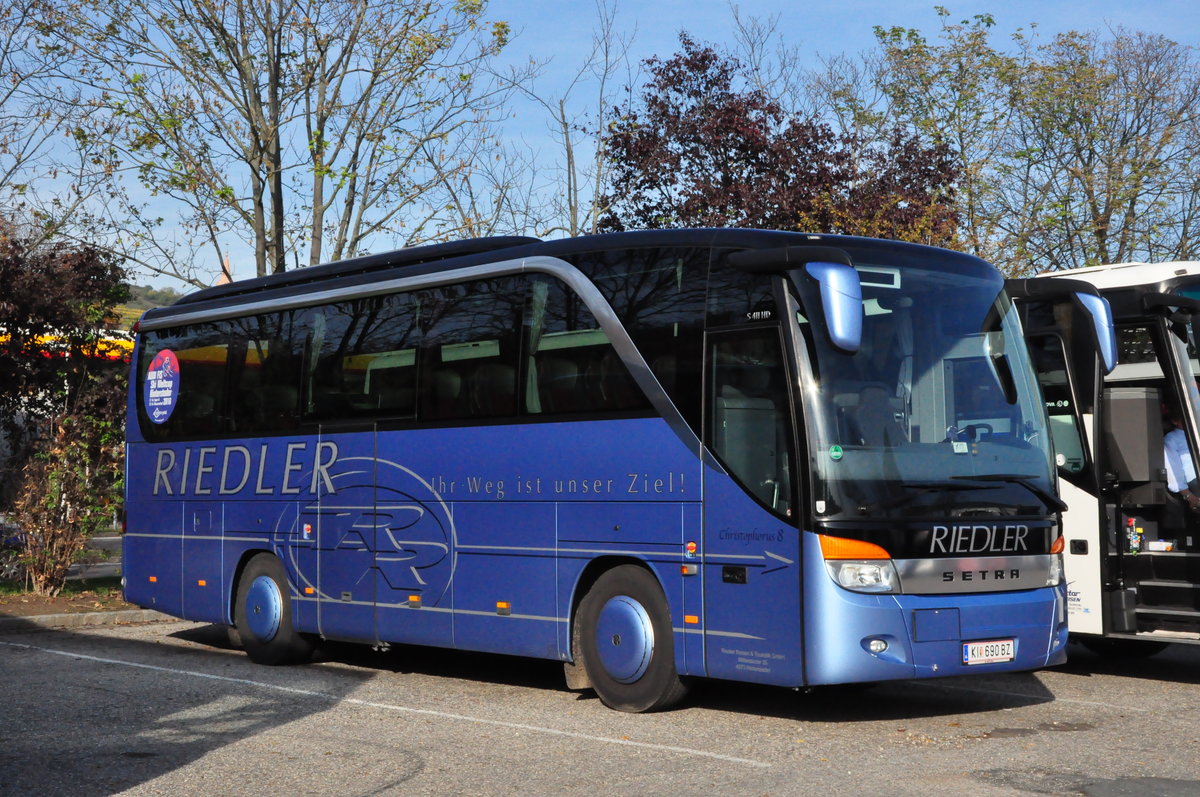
[{"xmin": 11, "ymin": 371, "xmax": 125, "ymax": 596}]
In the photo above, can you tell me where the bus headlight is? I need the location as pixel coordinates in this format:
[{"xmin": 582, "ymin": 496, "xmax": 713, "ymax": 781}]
[
  {"xmin": 1047, "ymin": 535, "xmax": 1065, "ymax": 586},
  {"xmin": 1047, "ymin": 554, "xmax": 1063, "ymax": 586},
  {"xmin": 825, "ymin": 560, "xmax": 899, "ymax": 593}
]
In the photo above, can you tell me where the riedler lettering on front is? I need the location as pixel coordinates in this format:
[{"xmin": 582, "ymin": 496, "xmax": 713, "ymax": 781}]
[{"xmin": 929, "ymin": 524, "xmax": 1031, "ymax": 555}]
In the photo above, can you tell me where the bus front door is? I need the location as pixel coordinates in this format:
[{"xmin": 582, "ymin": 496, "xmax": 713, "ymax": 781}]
[{"xmin": 702, "ymin": 327, "xmax": 804, "ymax": 685}]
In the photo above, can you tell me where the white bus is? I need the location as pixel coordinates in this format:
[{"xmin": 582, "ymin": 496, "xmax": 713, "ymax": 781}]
[{"xmin": 1025, "ymin": 262, "xmax": 1200, "ymax": 654}]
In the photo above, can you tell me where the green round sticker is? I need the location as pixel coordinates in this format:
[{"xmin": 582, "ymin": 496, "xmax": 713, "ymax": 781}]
[{"xmin": 829, "ymin": 445, "xmax": 844, "ymax": 461}]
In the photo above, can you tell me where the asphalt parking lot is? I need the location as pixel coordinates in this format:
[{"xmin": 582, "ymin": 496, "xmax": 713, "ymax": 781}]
[{"xmin": 1, "ymin": 617, "xmax": 1198, "ymax": 796}]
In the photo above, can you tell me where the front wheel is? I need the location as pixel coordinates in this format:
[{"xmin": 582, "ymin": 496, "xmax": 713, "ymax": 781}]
[
  {"xmin": 576, "ymin": 565, "xmax": 688, "ymax": 712},
  {"xmin": 233, "ymin": 553, "xmax": 314, "ymax": 665}
]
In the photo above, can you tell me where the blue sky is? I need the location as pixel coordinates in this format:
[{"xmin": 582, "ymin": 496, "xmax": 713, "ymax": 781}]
[
  {"xmin": 493, "ymin": 0, "xmax": 1200, "ymax": 181},
  {"xmin": 478, "ymin": 1, "xmax": 1200, "ymax": 239},
  {"xmin": 500, "ymin": 0, "xmax": 1200, "ymax": 68},
  {"xmin": 152, "ymin": 1, "xmax": 1200, "ymax": 288}
]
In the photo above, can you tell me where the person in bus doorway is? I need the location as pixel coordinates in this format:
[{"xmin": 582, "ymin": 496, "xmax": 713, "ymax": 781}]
[{"xmin": 1164, "ymin": 405, "xmax": 1200, "ymax": 515}]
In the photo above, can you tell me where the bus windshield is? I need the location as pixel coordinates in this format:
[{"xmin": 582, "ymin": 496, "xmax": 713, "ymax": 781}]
[
  {"xmin": 1168, "ymin": 284, "xmax": 1200, "ymax": 432},
  {"xmin": 791, "ymin": 257, "xmax": 1055, "ymax": 520}
]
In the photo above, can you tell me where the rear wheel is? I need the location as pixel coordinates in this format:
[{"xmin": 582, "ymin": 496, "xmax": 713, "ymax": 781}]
[
  {"xmin": 234, "ymin": 553, "xmax": 314, "ymax": 665},
  {"xmin": 576, "ymin": 565, "xmax": 688, "ymax": 712}
]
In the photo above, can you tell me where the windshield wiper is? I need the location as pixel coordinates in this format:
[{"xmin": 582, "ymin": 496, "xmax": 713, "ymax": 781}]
[
  {"xmin": 856, "ymin": 481, "xmax": 996, "ymax": 514},
  {"xmin": 950, "ymin": 474, "xmax": 1067, "ymax": 513}
]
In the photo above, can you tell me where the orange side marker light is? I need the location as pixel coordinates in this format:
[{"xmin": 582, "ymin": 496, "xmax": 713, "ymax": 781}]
[{"xmin": 818, "ymin": 534, "xmax": 891, "ymax": 560}]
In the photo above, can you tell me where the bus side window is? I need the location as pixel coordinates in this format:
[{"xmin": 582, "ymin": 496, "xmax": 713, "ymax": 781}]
[
  {"xmin": 138, "ymin": 321, "xmax": 232, "ymax": 440},
  {"xmin": 526, "ymin": 276, "xmax": 649, "ymax": 416},
  {"xmin": 418, "ymin": 278, "xmax": 523, "ymax": 422},
  {"xmin": 571, "ymin": 247, "xmax": 704, "ymax": 427},
  {"xmin": 304, "ymin": 294, "xmax": 421, "ymax": 422},
  {"xmin": 235, "ymin": 312, "xmax": 304, "ymax": 432}
]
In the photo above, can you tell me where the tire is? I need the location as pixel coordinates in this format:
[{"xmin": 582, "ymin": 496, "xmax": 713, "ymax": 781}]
[
  {"xmin": 575, "ymin": 565, "xmax": 688, "ymax": 712},
  {"xmin": 1077, "ymin": 637, "xmax": 1170, "ymax": 658},
  {"xmin": 0, "ymin": 553, "xmax": 22, "ymax": 581},
  {"xmin": 233, "ymin": 553, "xmax": 314, "ymax": 666},
  {"xmin": 224, "ymin": 624, "xmax": 242, "ymax": 649}
]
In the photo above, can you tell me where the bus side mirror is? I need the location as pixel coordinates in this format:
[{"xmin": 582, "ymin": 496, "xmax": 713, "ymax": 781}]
[
  {"xmin": 1073, "ymin": 291, "xmax": 1117, "ymax": 374},
  {"xmin": 1007, "ymin": 277, "xmax": 1117, "ymax": 375},
  {"xmin": 805, "ymin": 261, "xmax": 862, "ymax": 354}
]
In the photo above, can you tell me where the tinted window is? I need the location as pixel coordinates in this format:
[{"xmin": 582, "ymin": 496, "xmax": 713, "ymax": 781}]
[
  {"xmin": 1117, "ymin": 325, "xmax": 1157, "ymax": 364},
  {"xmin": 419, "ymin": 278, "xmax": 524, "ymax": 421},
  {"xmin": 527, "ymin": 275, "xmax": 648, "ymax": 415},
  {"xmin": 708, "ymin": 326, "xmax": 795, "ymax": 517},
  {"xmin": 136, "ymin": 271, "xmax": 666, "ymax": 440},
  {"xmin": 229, "ymin": 311, "xmax": 305, "ymax": 433},
  {"xmin": 570, "ymin": 247, "xmax": 706, "ymax": 429},
  {"xmin": 306, "ymin": 293, "xmax": 421, "ymax": 422},
  {"xmin": 137, "ymin": 321, "xmax": 231, "ymax": 440},
  {"xmin": 707, "ymin": 256, "xmax": 777, "ymax": 327}
]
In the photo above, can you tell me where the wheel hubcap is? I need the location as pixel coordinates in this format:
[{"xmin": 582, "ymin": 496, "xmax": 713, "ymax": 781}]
[
  {"xmin": 594, "ymin": 595, "xmax": 654, "ymax": 683},
  {"xmin": 245, "ymin": 574, "xmax": 282, "ymax": 642}
]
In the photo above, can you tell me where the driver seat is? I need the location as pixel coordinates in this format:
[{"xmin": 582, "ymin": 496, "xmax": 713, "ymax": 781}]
[{"xmin": 854, "ymin": 385, "xmax": 907, "ymax": 447}]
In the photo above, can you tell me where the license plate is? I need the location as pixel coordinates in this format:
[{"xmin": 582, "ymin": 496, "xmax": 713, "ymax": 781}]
[{"xmin": 963, "ymin": 638, "xmax": 1015, "ymax": 665}]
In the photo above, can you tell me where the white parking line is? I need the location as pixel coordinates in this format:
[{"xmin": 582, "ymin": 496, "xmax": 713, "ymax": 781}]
[{"xmin": 0, "ymin": 639, "xmax": 769, "ymax": 768}]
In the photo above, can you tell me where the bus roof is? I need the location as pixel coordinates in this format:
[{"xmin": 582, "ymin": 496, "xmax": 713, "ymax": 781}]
[
  {"xmin": 1037, "ymin": 261, "xmax": 1200, "ymax": 291},
  {"xmin": 169, "ymin": 236, "xmax": 541, "ymax": 310},
  {"xmin": 140, "ymin": 229, "xmax": 994, "ymax": 328}
]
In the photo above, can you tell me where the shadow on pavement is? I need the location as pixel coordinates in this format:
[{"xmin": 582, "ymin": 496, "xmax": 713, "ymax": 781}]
[
  {"xmin": 171, "ymin": 621, "xmax": 1058, "ymax": 724},
  {"xmin": 1057, "ymin": 639, "xmax": 1200, "ymax": 686},
  {"xmin": 0, "ymin": 616, "xmax": 378, "ymax": 797}
]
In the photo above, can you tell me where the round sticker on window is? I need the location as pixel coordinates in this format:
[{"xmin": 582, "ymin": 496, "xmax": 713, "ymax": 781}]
[{"xmin": 145, "ymin": 349, "xmax": 181, "ymax": 424}]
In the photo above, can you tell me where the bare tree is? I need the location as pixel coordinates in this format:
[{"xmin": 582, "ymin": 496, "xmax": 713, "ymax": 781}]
[
  {"xmin": 0, "ymin": 0, "xmax": 121, "ymax": 251},
  {"xmin": 805, "ymin": 10, "xmax": 1200, "ymax": 273},
  {"xmin": 0, "ymin": 1, "xmax": 57, "ymax": 210},
  {"xmin": 48, "ymin": 0, "xmax": 522, "ymax": 286},
  {"xmin": 518, "ymin": 0, "xmax": 636, "ymax": 238},
  {"xmin": 728, "ymin": 3, "xmax": 808, "ymax": 118},
  {"xmin": 803, "ymin": 50, "xmax": 893, "ymax": 140},
  {"xmin": 1003, "ymin": 29, "xmax": 1200, "ymax": 270},
  {"xmin": 869, "ymin": 9, "xmax": 1023, "ymax": 261},
  {"xmin": 417, "ymin": 124, "xmax": 543, "ymax": 241}
]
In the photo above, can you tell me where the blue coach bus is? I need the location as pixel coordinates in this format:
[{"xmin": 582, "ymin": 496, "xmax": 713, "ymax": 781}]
[{"xmin": 124, "ymin": 229, "xmax": 1108, "ymax": 712}]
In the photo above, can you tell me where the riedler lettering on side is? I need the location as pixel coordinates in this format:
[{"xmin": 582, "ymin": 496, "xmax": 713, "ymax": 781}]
[{"xmin": 151, "ymin": 441, "xmax": 339, "ymax": 497}]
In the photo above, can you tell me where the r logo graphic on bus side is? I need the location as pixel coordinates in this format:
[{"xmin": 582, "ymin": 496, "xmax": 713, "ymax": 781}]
[{"xmin": 145, "ymin": 349, "xmax": 181, "ymax": 424}]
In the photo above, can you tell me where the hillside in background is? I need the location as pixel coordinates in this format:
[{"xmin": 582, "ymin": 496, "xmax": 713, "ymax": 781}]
[
  {"xmin": 125, "ymin": 285, "xmax": 183, "ymax": 310},
  {"xmin": 112, "ymin": 285, "xmax": 184, "ymax": 329}
]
